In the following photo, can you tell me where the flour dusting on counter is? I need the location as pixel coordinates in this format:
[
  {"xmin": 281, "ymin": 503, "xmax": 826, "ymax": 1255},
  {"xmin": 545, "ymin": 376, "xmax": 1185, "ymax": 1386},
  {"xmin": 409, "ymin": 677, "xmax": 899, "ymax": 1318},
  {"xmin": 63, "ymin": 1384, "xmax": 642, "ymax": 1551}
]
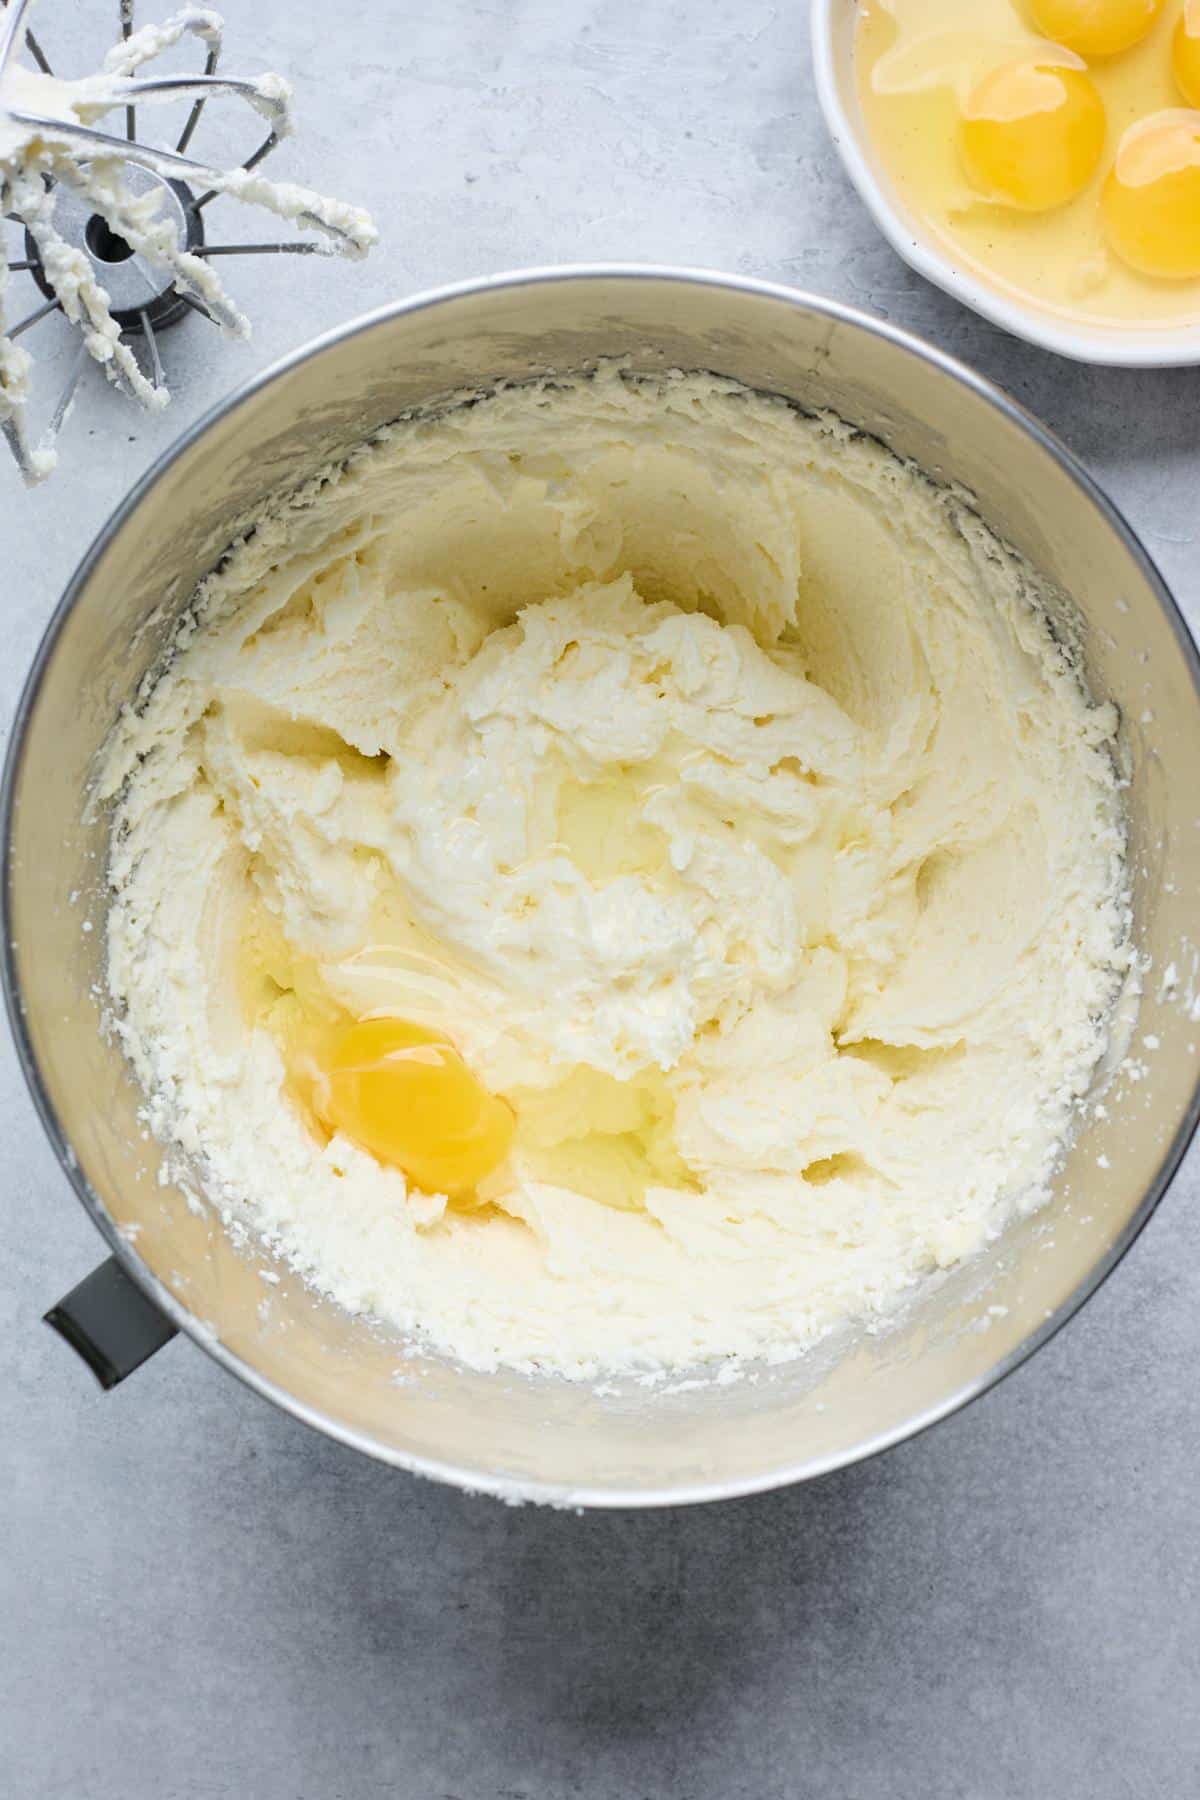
[{"xmin": 101, "ymin": 368, "xmax": 1131, "ymax": 1378}]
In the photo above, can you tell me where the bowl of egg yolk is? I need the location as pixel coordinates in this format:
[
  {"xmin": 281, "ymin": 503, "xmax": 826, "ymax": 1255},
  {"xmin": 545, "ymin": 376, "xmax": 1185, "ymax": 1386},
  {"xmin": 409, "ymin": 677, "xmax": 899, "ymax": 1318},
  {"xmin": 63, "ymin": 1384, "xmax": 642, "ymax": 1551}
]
[{"xmin": 813, "ymin": 0, "xmax": 1200, "ymax": 362}]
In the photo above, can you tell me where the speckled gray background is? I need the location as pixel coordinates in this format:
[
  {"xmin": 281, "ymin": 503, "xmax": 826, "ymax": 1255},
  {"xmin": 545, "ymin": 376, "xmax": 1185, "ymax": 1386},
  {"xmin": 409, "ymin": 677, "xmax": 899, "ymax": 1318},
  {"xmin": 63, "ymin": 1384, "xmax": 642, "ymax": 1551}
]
[{"xmin": 4, "ymin": 3, "xmax": 1200, "ymax": 1796}]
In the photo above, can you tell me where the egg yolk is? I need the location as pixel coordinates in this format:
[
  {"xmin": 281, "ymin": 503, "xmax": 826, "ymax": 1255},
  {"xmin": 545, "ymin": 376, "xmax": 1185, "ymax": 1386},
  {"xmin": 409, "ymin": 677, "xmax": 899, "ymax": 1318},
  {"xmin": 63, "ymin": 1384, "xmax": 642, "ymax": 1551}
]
[
  {"xmin": 316, "ymin": 1017, "xmax": 514, "ymax": 1194},
  {"xmin": 1028, "ymin": 0, "xmax": 1164, "ymax": 57},
  {"xmin": 1102, "ymin": 110, "xmax": 1200, "ymax": 275},
  {"xmin": 1174, "ymin": 1, "xmax": 1200, "ymax": 107},
  {"xmin": 959, "ymin": 60, "xmax": 1106, "ymax": 211}
]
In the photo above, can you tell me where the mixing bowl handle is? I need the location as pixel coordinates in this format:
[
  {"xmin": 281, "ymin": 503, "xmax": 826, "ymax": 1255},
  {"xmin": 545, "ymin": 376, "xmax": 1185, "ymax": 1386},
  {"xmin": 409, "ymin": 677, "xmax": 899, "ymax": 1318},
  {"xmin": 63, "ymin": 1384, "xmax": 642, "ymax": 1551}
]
[{"xmin": 43, "ymin": 1256, "xmax": 178, "ymax": 1389}]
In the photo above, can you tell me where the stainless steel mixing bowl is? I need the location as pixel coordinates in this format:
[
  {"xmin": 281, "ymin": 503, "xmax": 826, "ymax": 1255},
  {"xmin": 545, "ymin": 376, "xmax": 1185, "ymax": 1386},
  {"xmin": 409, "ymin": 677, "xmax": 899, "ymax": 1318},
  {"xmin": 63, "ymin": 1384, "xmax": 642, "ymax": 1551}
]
[{"xmin": 6, "ymin": 267, "xmax": 1199, "ymax": 1507}]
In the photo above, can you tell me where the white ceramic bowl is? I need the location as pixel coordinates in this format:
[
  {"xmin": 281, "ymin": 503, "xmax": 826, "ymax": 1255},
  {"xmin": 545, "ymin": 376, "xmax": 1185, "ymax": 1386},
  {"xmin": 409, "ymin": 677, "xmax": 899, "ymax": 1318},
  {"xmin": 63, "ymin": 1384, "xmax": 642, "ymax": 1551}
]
[{"xmin": 811, "ymin": 0, "xmax": 1200, "ymax": 366}]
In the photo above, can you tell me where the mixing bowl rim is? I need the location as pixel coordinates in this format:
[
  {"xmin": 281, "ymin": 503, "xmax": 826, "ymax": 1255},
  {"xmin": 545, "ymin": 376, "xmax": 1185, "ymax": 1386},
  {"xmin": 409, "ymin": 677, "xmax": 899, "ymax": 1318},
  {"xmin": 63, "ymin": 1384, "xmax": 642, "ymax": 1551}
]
[{"xmin": 4, "ymin": 261, "xmax": 1198, "ymax": 1508}]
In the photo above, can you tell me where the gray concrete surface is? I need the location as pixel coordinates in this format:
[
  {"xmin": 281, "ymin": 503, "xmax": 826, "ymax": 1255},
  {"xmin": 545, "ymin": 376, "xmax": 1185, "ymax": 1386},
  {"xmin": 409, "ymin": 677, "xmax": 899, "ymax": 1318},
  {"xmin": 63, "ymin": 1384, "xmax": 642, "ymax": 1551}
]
[{"xmin": 4, "ymin": 2, "xmax": 1200, "ymax": 1795}]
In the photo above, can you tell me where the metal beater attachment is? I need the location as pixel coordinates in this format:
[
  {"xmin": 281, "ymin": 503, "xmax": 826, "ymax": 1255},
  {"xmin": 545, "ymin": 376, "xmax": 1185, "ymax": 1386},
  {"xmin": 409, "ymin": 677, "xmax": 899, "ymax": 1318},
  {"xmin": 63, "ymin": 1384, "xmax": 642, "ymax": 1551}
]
[{"xmin": 0, "ymin": 1, "xmax": 376, "ymax": 482}]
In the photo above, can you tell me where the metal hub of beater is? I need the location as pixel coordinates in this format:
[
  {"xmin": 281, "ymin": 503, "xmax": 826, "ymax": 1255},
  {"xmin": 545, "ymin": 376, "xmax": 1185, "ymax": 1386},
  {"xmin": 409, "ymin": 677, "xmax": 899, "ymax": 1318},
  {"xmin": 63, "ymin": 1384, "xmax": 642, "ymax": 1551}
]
[
  {"xmin": 0, "ymin": 0, "xmax": 375, "ymax": 482},
  {"xmin": 23, "ymin": 165, "xmax": 204, "ymax": 334}
]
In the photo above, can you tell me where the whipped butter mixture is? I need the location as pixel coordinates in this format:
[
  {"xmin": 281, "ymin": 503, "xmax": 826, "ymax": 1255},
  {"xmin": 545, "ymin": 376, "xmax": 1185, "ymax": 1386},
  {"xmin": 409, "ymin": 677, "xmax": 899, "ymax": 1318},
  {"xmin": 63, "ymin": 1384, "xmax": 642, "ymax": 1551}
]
[{"xmin": 103, "ymin": 370, "xmax": 1130, "ymax": 1377}]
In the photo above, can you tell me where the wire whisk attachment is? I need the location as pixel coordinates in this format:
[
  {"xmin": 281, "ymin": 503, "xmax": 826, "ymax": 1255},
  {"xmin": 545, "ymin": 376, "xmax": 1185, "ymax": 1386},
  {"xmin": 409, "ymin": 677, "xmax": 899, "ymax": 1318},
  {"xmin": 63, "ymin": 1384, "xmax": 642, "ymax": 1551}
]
[{"xmin": 0, "ymin": 1, "xmax": 376, "ymax": 482}]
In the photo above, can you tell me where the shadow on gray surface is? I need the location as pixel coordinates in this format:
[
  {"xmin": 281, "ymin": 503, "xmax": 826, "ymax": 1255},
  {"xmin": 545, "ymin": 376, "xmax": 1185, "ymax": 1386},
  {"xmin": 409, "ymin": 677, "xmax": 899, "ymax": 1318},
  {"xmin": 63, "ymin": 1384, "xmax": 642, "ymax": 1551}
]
[
  {"xmin": 979, "ymin": 353, "xmax": 1200, "ymax": 474},
  {"xmin": 10, "ymin": 1241, "xmax": 1200, "ymax": 1800},
  {"xmin": 267, "ymin": 1430, "xmax": 901, "ymax": 1784}
]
